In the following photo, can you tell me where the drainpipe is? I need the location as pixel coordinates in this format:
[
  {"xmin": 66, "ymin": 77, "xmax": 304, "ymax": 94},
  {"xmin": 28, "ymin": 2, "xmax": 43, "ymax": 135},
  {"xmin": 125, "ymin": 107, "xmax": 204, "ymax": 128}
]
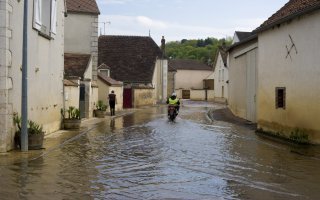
[{"xmin": 21, "ymin": 0, "xmax": 29, "ymax": 151}]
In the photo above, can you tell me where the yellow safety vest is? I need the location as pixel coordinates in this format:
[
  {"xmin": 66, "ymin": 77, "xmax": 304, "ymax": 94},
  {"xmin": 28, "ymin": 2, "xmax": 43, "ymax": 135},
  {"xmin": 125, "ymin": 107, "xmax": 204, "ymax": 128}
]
[{"xmin": 168, "ymin": 97, "xmax": 179, "ymax": 105}]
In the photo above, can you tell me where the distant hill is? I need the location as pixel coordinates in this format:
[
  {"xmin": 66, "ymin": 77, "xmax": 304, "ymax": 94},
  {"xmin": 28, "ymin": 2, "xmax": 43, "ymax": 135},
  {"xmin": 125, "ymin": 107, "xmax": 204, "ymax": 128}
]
[{"xmin": 165, "ymin": 37, "xmax": 232, "ymax": 65}]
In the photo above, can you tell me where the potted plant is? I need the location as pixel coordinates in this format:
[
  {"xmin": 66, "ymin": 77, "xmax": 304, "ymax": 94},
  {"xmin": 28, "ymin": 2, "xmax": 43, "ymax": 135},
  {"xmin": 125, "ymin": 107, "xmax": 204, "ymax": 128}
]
[
  {"xmin": 95, "ymin": 100, "xmax": 107, "ymax": 118},
  {"xmin": 61, "ymin": 106, "xmax": 81, "ymax": 129},
  {"xmin": 13, "ymin": 115, "xmax": 45, "ymax": 150}
]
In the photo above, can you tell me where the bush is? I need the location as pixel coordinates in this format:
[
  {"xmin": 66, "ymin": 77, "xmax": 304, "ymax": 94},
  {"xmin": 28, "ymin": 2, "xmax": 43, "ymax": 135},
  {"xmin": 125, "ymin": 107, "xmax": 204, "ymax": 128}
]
[{"xmin": 96, "ymin": 100, "xmax": 107, "ymax": 111}]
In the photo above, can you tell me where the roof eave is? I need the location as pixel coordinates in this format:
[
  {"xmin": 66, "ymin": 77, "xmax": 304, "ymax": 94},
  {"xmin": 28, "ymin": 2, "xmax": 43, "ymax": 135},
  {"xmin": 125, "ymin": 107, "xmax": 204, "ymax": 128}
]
[
  {"xmin": 227, "ymin": 34, "xmax": 258, "ymax": 52},
  {"xmin": 254, "ymin": 4, "xmax": 320, "ymax": 34}
]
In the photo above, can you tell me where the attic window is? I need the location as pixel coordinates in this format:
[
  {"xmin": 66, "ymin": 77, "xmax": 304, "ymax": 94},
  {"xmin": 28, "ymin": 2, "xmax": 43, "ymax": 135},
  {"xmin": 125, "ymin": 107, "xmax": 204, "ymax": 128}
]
[
  {"xmin": 275, "ymin": 87, "xmax": 286, "ymax": 109},
  {"xmin": 99, "ymin": 69, "xmax": 110, "ymax": 77}
]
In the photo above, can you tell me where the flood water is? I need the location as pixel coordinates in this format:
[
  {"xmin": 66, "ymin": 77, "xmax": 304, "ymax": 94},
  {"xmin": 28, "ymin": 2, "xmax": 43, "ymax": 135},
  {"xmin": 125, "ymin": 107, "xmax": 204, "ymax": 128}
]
[{"xmin": 1, "ymin": 101, "xmax": 320, "ymax": 200}]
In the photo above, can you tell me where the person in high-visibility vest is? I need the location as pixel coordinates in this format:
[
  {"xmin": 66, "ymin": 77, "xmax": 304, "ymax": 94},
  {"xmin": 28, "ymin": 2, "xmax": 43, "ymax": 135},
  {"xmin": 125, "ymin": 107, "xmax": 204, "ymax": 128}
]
[{"xmin": 166, "ymin": 92, "xmax": 180, "ymax": 115}]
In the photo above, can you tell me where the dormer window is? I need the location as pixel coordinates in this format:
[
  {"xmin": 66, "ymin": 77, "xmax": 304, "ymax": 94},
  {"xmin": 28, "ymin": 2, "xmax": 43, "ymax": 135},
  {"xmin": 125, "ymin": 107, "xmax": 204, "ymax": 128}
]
[{"xmin": 99, "ymin": 69, "xmax": 110, "ymax": 77}]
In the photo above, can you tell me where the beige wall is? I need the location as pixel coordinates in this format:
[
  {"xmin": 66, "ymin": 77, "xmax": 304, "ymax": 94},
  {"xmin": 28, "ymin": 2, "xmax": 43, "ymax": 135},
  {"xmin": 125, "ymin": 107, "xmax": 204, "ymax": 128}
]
[
  {"xmin": 133, "ymin": 88, "xmax": 156, "ymax": 107},
  {"xmin": 64, "ymin": 85, "xmax": 80, "ymax": 111},
  {"xmin": 65, "ymin": 13, "xmax": 94, "ymax": 54},
  {"xmin": 228, "ymin": 40, "xmax": 258, "ymax": 122},
  {"xmin": 97, "ymin": 79, "xmax": 123, "ymax": 111},
  {"xmin": 175, "ymin": 70, "xmax": 212, "ymax": 90},
  {"xmin": 0, "ymin": 1, "xmax": 65, "ymax": 151},
  {"xmin": 257, "ymin": 11, "xmax": 320, "ymax": 143}
]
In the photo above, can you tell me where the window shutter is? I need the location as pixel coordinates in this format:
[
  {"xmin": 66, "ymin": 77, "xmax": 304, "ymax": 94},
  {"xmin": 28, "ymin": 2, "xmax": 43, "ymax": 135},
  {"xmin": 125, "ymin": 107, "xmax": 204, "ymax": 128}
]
[
  {"xmin": 33, "ymin": 0, "xmax": 42, "ymax": 30},
  {"xmin": 50, "ymin": 0, "xmax": 57, "ymax": 37}
]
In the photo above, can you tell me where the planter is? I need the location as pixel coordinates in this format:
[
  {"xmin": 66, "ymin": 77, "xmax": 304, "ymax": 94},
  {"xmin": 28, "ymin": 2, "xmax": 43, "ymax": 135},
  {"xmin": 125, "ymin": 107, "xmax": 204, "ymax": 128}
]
[
  {"xmin": 95, "ymin": 110, "xmax": 106, "ymax": 118},
  {"xmin": 28, "ymin": 132, "xmax": 45, "ymax": 150},
  {"xmin": 63, "ymin": 119, "xmax": 81, "ymax": 129},
  {"xmin": 15, "ymin": 131, "xmax": 45, "ymax": 150}
]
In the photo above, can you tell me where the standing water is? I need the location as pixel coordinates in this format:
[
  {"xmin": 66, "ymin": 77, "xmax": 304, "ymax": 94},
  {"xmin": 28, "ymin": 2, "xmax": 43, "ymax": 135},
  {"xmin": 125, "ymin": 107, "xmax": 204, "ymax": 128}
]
[{"xmin": 1, "ymin": 101, "xmax": 320, "ymax": 199}]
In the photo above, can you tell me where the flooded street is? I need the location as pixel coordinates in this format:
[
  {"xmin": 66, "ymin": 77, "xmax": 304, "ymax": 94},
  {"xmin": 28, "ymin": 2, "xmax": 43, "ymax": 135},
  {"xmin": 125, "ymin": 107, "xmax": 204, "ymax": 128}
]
[{"xmin": 1, "ymin": 101, "xmax": 320, "ymax": 200}]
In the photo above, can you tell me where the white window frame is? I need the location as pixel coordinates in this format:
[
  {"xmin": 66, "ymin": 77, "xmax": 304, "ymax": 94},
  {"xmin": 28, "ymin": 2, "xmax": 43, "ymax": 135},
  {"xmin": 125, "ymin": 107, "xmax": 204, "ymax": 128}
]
[{"xmin": 33, "ymin": 0, "xmax": 58, "ymax": 39}]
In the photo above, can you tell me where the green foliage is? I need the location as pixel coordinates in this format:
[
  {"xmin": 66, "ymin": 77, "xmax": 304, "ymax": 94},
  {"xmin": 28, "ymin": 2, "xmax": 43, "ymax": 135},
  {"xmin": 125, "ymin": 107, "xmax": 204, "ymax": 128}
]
[
  {"xmin": 61, "ymin": 106, "xmax": 80, "ymax": 119},
  {"xmin": 165, "ymin": 37, "xmax": 232, "ymax": 65},
  {"xmin": 96, "ymin": 100, "xmax": 107, "ymax": 111},
  {"xmin": 13, "ymin": 114, "xmax": 43, "ymax": 135},
  {"xmin": 289, "ymin": 128, "xmax": 309, "ymax": 144}
]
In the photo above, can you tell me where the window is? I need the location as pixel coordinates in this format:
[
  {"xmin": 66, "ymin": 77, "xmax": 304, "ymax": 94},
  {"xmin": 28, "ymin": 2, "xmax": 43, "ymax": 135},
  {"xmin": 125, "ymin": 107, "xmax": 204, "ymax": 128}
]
[
  {"xmin": 276, "ymin": 87, "xmax": 286, "ymax": 109},
  {"xmin": 33, "ymin": 0, "xmax": 57, "ymax": 38}
]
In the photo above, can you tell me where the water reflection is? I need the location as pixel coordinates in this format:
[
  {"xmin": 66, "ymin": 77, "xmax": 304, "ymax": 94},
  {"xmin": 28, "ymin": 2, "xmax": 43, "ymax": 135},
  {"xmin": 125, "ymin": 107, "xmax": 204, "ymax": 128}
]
[{"xmin": 1, "ymin": 104, "xmax": 320, "ymax": 199}]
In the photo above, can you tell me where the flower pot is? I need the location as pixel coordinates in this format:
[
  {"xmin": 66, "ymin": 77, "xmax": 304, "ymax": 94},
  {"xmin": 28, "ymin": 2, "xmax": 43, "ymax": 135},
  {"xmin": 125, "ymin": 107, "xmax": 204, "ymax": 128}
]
[
  {"xmin": 63, "ymin": 119, "xmax": 81, "ymax": 129},
  {"xmin": 95, "ymin": 110, "xmax": 106, "ymax": 118},
  {"xmin": 28, "ymin": 132, "xmax": 45, "ymax": 150}
]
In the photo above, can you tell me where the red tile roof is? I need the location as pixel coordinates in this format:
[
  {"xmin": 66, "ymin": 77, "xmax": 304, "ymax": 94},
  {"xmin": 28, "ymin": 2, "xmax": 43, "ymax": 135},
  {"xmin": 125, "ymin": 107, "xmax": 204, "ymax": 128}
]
[
  {"xmin": 98, "ymin": 35, "xmax": 163, "ymax": 84},
  {"xmin": 64, "ymin": 53, "xmax": 91, "ymax": 79},
  {"xmin": 169, "ymin": 59, "xmax": 212, "ymax": 71},
  {"xmin": 66, "ymin": 0, "xmax": 100, "ymax": 15},
  {"xmin": 257, "ymin": 0, "xmax": 320, "ymax": 32}
]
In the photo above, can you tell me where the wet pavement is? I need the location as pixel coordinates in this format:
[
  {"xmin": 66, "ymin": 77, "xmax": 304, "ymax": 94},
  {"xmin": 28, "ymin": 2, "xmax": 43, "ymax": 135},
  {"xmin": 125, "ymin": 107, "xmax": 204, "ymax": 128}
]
[{"xmin": 1, "ymin": 101, "xmax": 320, "ymax": 199}]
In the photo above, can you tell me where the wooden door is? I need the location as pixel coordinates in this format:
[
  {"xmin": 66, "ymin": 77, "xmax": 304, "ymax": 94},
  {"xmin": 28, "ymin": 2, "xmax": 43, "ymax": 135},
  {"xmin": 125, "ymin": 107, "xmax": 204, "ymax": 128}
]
[
  {"xmin": 123, "ymin": 88, "xmax": 133, "ymax": 108},
  {"xmin": 182, "ymin": 90, "xmax": 190, "ymax": 99}
]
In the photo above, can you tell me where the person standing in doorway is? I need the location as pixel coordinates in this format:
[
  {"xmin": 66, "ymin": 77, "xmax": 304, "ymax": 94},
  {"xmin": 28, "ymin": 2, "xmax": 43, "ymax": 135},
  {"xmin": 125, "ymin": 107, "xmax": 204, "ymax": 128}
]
[{"xmin": 108, "ymin": 90, "xmax": 117, "ymax": 116}]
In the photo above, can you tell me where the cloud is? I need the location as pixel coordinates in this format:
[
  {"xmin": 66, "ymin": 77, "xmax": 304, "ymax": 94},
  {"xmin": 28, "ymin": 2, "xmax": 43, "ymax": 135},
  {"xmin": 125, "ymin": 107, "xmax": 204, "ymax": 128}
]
[
  {"xmin": 97, "ymin": 0, "xmax": 133, "ymax": 5},
  {"xmin": 136, "ymin": 16, "xmax": 168, "ymax": 29}
]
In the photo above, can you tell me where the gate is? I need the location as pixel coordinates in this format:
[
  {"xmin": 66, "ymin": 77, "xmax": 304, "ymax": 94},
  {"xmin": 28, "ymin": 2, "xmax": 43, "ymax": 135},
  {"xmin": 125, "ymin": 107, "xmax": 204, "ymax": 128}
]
[{"xmin": 123, "ymin": 88, "xmax": 133, "ymax": 108}]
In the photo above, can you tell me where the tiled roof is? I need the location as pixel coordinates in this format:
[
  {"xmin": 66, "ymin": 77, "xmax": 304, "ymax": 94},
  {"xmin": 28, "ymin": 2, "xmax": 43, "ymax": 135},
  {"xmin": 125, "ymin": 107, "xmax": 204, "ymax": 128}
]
[
  {"xmin": 213, "ymin": 46, "xmax": 228, "ymax": 69},
  {"xmin": 64, "ymin": 53, "xmax": 91, "ymax": 79},
  {"xmin": 98, "ymin": 73, "xmax": 123, "ymax": 86},
  {"xmin": 63, "ymin": 79, "xmax": 79, "ymax": 87},
  {"xmin": 235, "ymin": 31, "xmax": 254, "ymax": 42},
  {"xmin": 98, "ymin": 35, "xmax": 163, "ymax": 84},
  {"xmin": 66, "ymin": 0, "xmax": 100, "ymax": 15},
  {"xmin": 168, "ymin": 59, "xmax": 212, "ymax": 71},
  {"xmin": 256, "ymin": 0, "xmax": 320, "ymax": 32}
]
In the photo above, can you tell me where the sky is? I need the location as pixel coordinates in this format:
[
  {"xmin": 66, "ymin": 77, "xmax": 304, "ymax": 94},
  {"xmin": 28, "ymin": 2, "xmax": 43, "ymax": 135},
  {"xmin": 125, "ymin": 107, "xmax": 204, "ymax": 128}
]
[{"xmin": 97, "ymin": 0, "xmax": 289, "ymax": 45}]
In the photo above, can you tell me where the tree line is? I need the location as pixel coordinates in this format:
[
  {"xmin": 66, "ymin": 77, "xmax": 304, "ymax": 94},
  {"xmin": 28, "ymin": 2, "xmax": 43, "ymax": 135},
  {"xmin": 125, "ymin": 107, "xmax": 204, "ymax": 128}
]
[{"xmin": 165, "ymin": 37, "xmax": 232, "ymax": 65}]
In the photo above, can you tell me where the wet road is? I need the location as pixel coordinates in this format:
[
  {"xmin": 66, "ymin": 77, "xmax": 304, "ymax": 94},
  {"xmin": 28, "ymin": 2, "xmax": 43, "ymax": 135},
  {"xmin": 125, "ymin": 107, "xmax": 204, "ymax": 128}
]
[{"xmin": 1, "ymin": 101, "xmax": 320, "ymax": 200}]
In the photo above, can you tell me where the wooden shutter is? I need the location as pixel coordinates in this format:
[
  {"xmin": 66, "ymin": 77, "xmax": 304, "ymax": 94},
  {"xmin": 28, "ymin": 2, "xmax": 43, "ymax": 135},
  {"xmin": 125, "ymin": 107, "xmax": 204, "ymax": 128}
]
[
  {"xmin": 50, "ymin": 0, "xmax": 57, "ymax": 37},
  {"xmin": 33, "ymin": 0, "xmax": 42, "ymax": 30}
]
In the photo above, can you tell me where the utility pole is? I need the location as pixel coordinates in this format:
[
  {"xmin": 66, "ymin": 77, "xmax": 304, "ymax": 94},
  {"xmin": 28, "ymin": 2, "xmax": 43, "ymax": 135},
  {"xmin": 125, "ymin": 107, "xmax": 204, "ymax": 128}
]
[
  {"xmin": 98, "ymin": 21, "xmax": 111, "ymax": 35},
  {"xmin": 21, "ymin": 0, "xmax": 29, "ymax": 151}
]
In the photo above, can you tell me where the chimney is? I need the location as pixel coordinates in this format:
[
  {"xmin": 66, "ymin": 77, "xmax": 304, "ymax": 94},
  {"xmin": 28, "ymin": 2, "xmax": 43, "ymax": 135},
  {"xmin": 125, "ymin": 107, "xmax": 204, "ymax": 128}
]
[{"xmin": 161, "ymin": 36, "xmax": 165, "ymax": 58}]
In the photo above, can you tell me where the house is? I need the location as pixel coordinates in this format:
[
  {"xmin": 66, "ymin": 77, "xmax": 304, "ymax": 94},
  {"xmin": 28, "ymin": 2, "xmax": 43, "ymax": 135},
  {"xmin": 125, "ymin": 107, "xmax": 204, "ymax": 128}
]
[
  {"xmin": 97, "ymin": 63, "xmax": 123, "ymax": 112},
  {"xmin": 64, "ymin": 0, "xmax": 100, "ymax": 118},
  {"xmin": 169, "ymin": 59, "xmax": 213, "ymax": 100},
  {"xmin": 227, "ymin": 32, "xmax": 258, "ymax": 122},
  {"xmin": 255, "ymin": 0, "xmax": 320, "ymax": 143},
  {"xmin": 213, "ymin": 46, "xmax": 228, "ymax": 103},
  {"xmin": 98, "ymin": 35, "xmax": 168, "ymax": 108},
  {"xmin": 0, "ymin": 0, "xmax": 65, "ymax": 151}
]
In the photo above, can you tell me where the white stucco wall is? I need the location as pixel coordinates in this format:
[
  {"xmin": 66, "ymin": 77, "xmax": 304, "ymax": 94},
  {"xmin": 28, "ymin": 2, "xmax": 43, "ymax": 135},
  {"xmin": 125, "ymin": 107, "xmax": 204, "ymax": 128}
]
[
  {"xmin": 64, "ymin": 85, "xmax": 80, "ymax": 111},
  {"xmin": 175, "ymin": 70, "xmax": 212, "ymax": 90},
  {"xmin": 228, "ymin": 40, "xmax": 258, "ymax": 122},
  {"xmin": 0, "ymin": 0, "xmax": 65, "ymax": 151},
  {"xmin": 213, "ymin": 52, "xmax": 229, "ymax": 102},
  {"xmin": 257, "ymin": 10, "xmax": 320, "ymax": 143}
]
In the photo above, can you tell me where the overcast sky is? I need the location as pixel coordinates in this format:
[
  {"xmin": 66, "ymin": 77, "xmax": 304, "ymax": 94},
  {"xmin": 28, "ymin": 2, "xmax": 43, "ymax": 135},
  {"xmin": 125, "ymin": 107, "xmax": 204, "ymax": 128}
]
[{"xmin": 97, "ymin": 0, "xmax": 289, "ymax": 44}]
